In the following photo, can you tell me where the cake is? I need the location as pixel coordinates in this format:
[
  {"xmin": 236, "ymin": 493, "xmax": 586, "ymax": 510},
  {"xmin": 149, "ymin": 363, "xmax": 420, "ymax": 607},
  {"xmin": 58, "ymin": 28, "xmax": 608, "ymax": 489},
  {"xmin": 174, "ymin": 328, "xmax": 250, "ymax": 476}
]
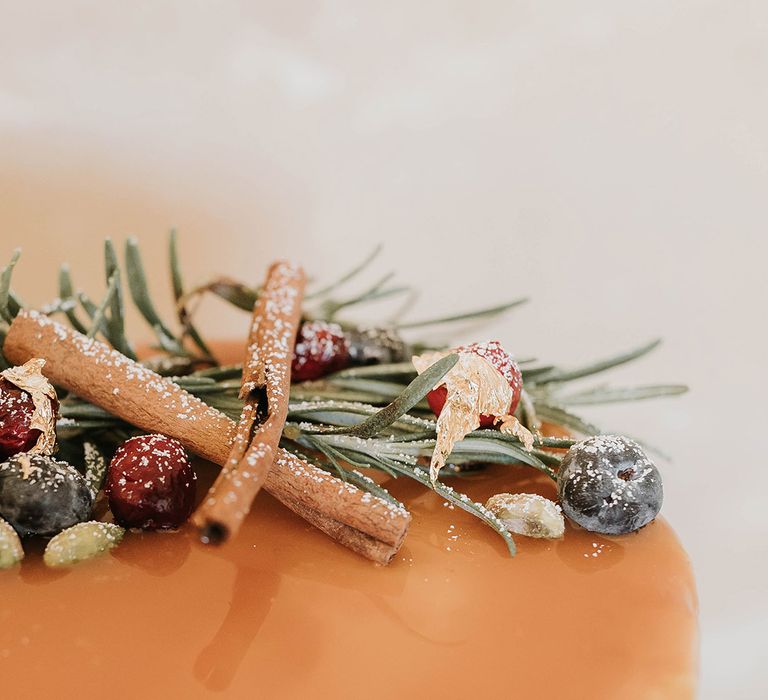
[
  {"xmin": 0, "ymin": 238, "xmax": 698, "ymax": 697},
  {"xmin": 2, "ymin": 456, "xmax": 697, "ymax": 697}
]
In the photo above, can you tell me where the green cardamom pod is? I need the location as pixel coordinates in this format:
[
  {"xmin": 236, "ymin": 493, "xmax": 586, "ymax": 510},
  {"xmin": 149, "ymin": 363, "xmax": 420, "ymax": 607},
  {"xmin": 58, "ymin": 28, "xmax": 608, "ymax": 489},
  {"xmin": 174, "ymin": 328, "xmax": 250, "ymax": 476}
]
[
  {"xmin": 44, "ymin": 521, "xmax": 125, "ymax": 567},
  {"xmin": 485, "ymin": 493, "xmax": 565, "ymax": 539},
  {"xmin": 0, "ymin": 517, "xmax": 24, "ymax": 569}
]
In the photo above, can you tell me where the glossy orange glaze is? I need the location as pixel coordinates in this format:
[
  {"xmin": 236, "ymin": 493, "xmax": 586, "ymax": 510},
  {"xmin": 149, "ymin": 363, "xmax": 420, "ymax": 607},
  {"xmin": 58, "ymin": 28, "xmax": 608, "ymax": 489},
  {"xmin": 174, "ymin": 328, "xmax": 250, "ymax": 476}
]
[{"xmin": 0, "ymin": 345, "xmax": 698, "ymax": 698}]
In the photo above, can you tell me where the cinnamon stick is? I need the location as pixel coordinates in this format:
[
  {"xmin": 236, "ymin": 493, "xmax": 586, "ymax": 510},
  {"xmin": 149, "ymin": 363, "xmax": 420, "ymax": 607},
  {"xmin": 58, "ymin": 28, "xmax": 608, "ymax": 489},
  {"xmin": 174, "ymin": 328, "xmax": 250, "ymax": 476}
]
[
  {"xmin": 3, "ymin": 310, "xmax": 410, "ymax": 564},
  {"xmin": 193, "ymin": 261, "xmax": 305, "ymax": 544}
]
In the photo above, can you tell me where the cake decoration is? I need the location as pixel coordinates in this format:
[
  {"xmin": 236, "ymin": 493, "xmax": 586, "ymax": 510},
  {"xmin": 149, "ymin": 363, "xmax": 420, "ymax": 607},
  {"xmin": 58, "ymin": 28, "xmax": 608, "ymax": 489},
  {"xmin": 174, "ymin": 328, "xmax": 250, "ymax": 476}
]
[
  {"xmin": 0, "ymin": 234, "xmax": 687, "ymax": 568},
  {"xmin": 43, "ymin": 521, "xmax": 125, "ymax": 567},
  {"xmin": 413, "ymin": 340, "xmax": 532, "ymax": 483},
  {"xmin": 192, "ymin": 260, "xmax": 306, "ymax": 545},
  {"xmin": 485, "ymin": 492, "xmax": 565, "ymax": 539},
  {"xmin": 557, "ymin": 435, "xmax": 664, "ymax": 535},
  {"xmin": 292, "ymin": 320, "xmax": 349, "ymax": 382},
  {"xmin": 106, "ymin": 434, "xmax": 197, "ymax": 530},
  {"xmin": 0, "ymin": 358, "xmax": 58, "ymax": 459},
  {"xmin": 0, "ymin": 516, "xmax": 23, "ymax": 569},
  {"xmin": 0, "ymin": 453, "xmax": 92, "ymax": 537},
  {"xmin": 291, "ymin": 321, "xmax": 409, "ymax": 382}
]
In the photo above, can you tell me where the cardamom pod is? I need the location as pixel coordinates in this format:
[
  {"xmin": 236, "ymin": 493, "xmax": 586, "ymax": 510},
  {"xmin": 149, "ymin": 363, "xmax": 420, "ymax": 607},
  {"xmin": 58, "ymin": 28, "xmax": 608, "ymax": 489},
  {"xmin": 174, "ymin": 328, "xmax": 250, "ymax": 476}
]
[
  {"xmin": 0, "ymin": 517, "xmax": 23, "ymax": 569},
  {"xmin": 485, "ymin": 493, "xmax": 565, "ymax": 539},
  {"xmin": 43, "ymin": 521, "xmax": 125, "ymax": 567}
]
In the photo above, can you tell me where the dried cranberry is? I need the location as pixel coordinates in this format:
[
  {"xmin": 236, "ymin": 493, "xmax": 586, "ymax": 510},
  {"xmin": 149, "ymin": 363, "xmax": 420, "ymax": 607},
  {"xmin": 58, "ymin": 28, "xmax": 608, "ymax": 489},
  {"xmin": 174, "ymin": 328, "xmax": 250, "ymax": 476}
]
[
  {"xmin": 0, "ymin": 378, "xmax": 40, "ymax": 461},
  {"xmin": 291, "ymin": 321, "xmax": 350, "ymax": 382},
  {"xmin": 105, "ymin": 434, "xmax": 196, "ymax": 530},
  {"xmin": 427, "ymin": 340, "xmax": 523, "ymax": 427}
]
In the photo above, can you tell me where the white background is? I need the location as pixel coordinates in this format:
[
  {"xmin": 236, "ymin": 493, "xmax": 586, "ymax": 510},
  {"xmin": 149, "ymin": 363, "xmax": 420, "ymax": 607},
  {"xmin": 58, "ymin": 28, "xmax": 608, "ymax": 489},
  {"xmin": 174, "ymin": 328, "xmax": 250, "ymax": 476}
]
[{"xmin": 2, "ymin": 2, "xmax": 766, "ymax": 696}]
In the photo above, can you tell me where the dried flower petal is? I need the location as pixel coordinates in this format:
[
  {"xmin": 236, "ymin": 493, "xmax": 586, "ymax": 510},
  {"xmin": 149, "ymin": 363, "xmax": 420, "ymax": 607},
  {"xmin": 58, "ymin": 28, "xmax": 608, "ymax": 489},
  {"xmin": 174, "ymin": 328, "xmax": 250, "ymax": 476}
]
[
  {"xmin": 485, "ymin": 493, "xmax": 564, "ymax": 539},
  {"xmin": 1, "ymin": 358, "xmax": 58, "ymax": 456},
  {"xmin": 413, "ymin": 349, "xmax": 532, "ymax": 482}
]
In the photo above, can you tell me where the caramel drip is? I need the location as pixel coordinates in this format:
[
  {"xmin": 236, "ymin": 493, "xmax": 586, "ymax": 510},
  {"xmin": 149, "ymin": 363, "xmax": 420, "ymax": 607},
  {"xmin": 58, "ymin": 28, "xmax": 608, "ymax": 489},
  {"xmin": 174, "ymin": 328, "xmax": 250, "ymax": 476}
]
[{"xmin": 0, "ymin": 342, "xmax": 698, "ymax": 697}]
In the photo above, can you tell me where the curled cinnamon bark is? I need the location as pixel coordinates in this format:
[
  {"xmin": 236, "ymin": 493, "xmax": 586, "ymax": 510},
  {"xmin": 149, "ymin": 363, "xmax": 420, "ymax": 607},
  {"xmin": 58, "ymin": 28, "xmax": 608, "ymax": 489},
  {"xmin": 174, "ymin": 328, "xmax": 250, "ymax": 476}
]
[
  {"xmin": 192, "ymin": 261, "xmax": 306, "ymax": 545},
  {"xmin": 3, "ymin": 310, "xmax": 410, "ymax": 564}
]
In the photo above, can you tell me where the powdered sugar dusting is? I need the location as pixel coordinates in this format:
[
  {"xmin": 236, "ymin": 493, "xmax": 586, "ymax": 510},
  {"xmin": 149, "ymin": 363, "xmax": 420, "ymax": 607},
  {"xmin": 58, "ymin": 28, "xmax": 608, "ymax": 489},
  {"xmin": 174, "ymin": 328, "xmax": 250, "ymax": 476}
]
[
  {"xmin": 275, "ymin": 449, "xmax": 409, "ymax": 521},
  {"xmin": 0, "ymin": 453, "xmax": 82, "ymax": 494},
  {"xmin": 563, "ymin": 435, "xmax": 656, "ymax": 511},
  {"xmin": 24, "ymin": 309, "xmax": 224, "ymax": 426},
  {"xmin": 292, "ymin": 320, "xmax": 349, "ymax": 381}
]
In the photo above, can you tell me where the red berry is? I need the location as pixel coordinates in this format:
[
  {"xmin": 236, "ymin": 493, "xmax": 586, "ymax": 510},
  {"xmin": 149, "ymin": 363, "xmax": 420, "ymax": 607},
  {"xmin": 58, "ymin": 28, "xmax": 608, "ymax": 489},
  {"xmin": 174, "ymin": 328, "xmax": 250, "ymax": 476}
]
[
  {"xmin": 105, "ymin": 434, "xmax": 196, "ymax": 530},
  {"xmin": 292, "ymin": 321, "xmax": 350, "ymax": 382},
  {"xmin": 427, "ymin": 341, "xmax": 523, "ymax": 427},
  {"xmin": 0, "ymin": 378, "xmax": 40, "ymax": 461}
]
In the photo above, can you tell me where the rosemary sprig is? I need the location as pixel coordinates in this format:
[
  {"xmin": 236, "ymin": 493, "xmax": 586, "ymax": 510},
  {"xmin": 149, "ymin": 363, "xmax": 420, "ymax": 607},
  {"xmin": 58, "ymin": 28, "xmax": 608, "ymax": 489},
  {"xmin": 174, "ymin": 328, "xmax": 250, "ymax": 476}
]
[
  {"xmin": 86, "ymin": 272, "xmax": 119, "ymax": 340},
  {"xmin": 58, "ymin": 264, "xmax": 89, "ymax": 334},
  {"xmin": 183, "ymin": 277, "xmax": 258, "ymax": 312},
  {"xmin": 530, "ymin": 339, "xmax": 662, "ymax": 384},
  {"xmin": 83, "ymin": 442, "xmax": 108, "ymax": 500},
  {"xmin": 286, "ymin": 446, "xmax": 405, "ymax": 508},
  {"xmin": 305, "ymin": 244, "xmax": 382, "ymax": 300},
  {"xmin": 318, "ymin": 272, "xmax": 411, "ymax": 321},
  {"xmin": 312, "ymin": 353, "xmax": 458, "ymax": 438},
  {"xmin": 125, "ymin": 237, "xmax": 188, "ymax": 356},
  {"xmin": 104, "ymin": 239, "xmax": 135, "ymax": 358},
  {"xmin": 555, "ymin": 384, "xmax": 689, "ymax": 405},
  {"xmin": 394, "ymin": 298, "xmax": 528, "ymax": 330},
  {"xmin": 169, "ymin": 230, "xmax": 213, "ymax": 359},
  {"xmin": 0, "ymin": 249, "xmax": 20, "ymax": 326}
]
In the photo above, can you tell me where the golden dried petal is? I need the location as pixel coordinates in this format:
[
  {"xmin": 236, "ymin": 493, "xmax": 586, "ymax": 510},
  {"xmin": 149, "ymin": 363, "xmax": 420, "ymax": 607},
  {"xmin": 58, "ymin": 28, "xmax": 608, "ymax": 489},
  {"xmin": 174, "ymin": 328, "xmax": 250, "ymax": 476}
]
[
  {"xmin": 412, "ymin": 349, "xmax": 516, "ymax": 483},
  {"xmin": 485, "ymin": 493, "xmax": 565, "ymax": 539},
  {"xmin": 1, "ymin": 358, "xmax": 58, "ymax": 456},
  {"xmin": 497, "ymin": 414, "xmax": 535, "ymax": 451}
]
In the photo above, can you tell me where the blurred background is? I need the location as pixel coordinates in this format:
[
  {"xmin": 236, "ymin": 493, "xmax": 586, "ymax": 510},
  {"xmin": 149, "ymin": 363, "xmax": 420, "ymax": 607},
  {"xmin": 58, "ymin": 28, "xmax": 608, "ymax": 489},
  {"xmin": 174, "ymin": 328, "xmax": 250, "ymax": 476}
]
[{"xmin": 1, "ymin": 2, "xmax": 766, "ymax": 696}]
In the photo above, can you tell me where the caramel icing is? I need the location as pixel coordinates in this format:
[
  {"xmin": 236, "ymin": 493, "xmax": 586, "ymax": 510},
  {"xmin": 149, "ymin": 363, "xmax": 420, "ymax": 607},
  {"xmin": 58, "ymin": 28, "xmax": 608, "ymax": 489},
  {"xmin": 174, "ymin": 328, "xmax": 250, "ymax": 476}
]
[{"xmin": 0, "ymin": 344, "xmax": 698, "ymax": 697}]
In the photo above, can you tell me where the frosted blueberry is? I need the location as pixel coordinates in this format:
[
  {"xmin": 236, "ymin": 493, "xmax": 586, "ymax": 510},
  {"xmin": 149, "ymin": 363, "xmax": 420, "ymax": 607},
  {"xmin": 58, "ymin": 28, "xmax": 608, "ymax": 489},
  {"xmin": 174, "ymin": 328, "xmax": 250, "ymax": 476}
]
[
  {"xmin": 557, "ymin": 435, "xmax": 663, "ymax": 535},
  {"xmin": 0, "ymin": 454, "xmax": 93, "ymax": 537}
]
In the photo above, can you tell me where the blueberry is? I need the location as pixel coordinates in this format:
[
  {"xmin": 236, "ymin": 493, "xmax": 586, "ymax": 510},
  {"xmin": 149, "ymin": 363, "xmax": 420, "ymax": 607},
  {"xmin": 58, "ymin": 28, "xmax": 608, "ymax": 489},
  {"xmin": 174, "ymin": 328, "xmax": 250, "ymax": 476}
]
[
  {"xmin": 557, "ymin": 435, "xmax": 663, "ymax": 535},
  {"xmin": 0, "ymin": 454, "xmax": 93, "ymax": 537}
]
